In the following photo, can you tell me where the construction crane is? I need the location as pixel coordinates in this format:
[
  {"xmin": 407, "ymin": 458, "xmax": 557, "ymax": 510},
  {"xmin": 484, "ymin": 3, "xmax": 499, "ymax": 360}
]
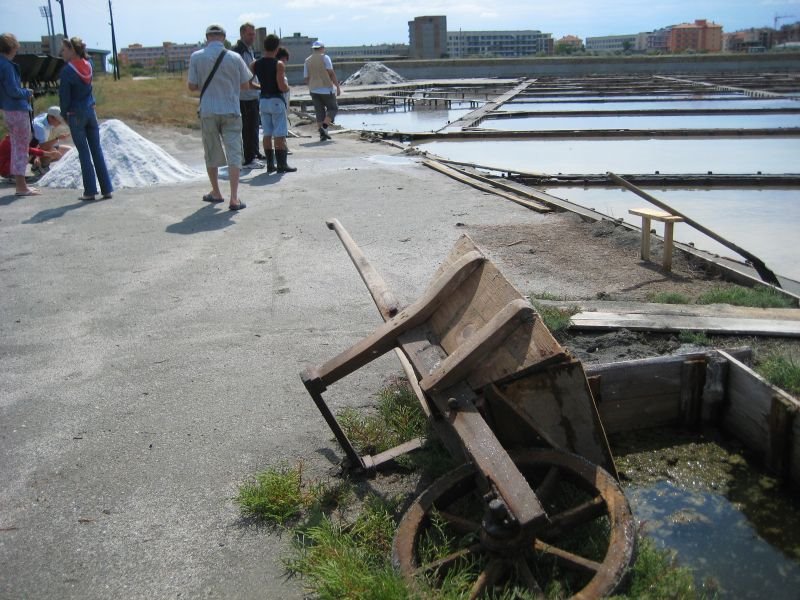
[{"xmin": 774, "ymin": 14, "xmax": 796, "ymax": 29}]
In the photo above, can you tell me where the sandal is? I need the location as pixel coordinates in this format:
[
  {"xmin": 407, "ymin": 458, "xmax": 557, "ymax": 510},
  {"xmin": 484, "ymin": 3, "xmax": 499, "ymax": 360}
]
[
  {"xmin": 229, "ymin": 201, "xmax": 246, "ymax": 211},
  {"xmin": 15, "ymin": 188, "xmax": 41, "ymax": 197},
  {"xmin": 80, "ymin": 195, "xmax": 96, "ymax": 201},
  {"xmin": 202, "ymin": 193, "xmax": 224, "ymax": 203}
]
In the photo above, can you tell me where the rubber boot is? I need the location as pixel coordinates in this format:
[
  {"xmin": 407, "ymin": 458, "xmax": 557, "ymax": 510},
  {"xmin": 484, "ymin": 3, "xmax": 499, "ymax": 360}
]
[
  {"xmin": 265, "ymin": 149, "xmax": 276, "ymax": 173},
  {"xmin": 276, "ymin": 149, "xmax": 296, "ymax": 173}
]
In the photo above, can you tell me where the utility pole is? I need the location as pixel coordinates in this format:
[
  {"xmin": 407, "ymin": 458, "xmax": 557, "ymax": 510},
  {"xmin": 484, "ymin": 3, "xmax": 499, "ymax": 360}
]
[
  {"xmin": 108, "ymin": 0, "xmax": 120, "ymax": 80},
  {"xmin": 39, "ymin": 5, "xmax": 53, "ymax": 53},
  {"xmin": 47, "ymin": 0, "xmax": 56, "ymax": 52},
  {"xmin": 54, "ymin": 0, "xmax": 67, "ymax": 38}
]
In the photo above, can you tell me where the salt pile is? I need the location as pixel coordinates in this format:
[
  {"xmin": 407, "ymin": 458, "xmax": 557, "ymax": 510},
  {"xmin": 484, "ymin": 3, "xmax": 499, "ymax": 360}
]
[
  {"xmin": 343, "ymin": 62, "xmax": 406, "ymax": 86},
  {"xmin": 38, "ymin": 119, "xmax": 201, "ymax": 189}
]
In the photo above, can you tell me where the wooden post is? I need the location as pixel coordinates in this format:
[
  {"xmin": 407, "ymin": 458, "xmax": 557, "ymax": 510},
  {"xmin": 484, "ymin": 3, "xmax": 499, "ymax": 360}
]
[
  {"xmin": 680, "ymin": 359, "xmax": 706, "ymax": 428},
  {"xmin": 767, "ymin": 396, "xmax": 795, "ymax": 478},
  {"xmin": 640, "ymin": 215, "xmax": 652, "ymax": 261},
  {"xmin": 663, "ymin": 220, "xmax": 676, "ymax": 271}
]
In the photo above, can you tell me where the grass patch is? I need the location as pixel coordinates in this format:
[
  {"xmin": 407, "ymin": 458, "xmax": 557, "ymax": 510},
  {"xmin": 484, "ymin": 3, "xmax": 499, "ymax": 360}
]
[
  {"xmin": 236, "ymin": 463, "xmax": 349, "ymax": 525},
  {"xmin": 93, "ymin": 74, "xmax": 200, "ymax": 128},
  {"xmin": 757, "ymin": 354, "xmax": 800, "ymax": 395},
  {"xmin": 697, "ymin": 286, "xmax": 794, "ymax": 309},
  {"xmin": 611, "ymin": 537, "xmax": 705, "ymax": 599},
  {"xmin": 287, "ymin": 496, "xmax": 410, "ymax": 600},
  {"xmin": 648, "ymin": 291, "xmax": 691, "ymax": 305},
  {"xmin": 678, "ymin": 330, "xmax": 712, "ymax": 346}
]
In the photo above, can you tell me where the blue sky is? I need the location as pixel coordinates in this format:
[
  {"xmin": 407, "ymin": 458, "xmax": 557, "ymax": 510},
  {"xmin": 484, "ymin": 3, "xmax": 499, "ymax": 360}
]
[{"xmin": 5, "ymin": 0, "xmax": 800, "ymax": 51}]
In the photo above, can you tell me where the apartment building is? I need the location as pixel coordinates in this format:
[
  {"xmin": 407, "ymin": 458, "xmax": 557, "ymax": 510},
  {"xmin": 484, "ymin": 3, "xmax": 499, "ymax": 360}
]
[
  {"xmin": 119, "ymin": 42, "xmax": 201, "ymax": 70},
  {"xmin": 584, "ymin": 34, "xmax": 637, "ymax": 53},
  {"xmin": 668, "ymin": 19, "xmax": 723, "ymax": 53},
  {"xmin": 448, "ymin": 30, "xmax": 553, "ymax": 57},
  {"xmin": 408, "ymin": 15, "xmax": 447, "ymax": 59}
]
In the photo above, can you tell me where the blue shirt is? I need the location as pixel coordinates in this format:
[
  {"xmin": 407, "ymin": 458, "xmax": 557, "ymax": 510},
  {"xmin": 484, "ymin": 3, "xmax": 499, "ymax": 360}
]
[
  {"xmin": 59, "ymin": 62, "xmax": 96, "ymax": 115},
  {"xmin": 0, "ymin": 55, "xmax": 33, "ymax": 112}
]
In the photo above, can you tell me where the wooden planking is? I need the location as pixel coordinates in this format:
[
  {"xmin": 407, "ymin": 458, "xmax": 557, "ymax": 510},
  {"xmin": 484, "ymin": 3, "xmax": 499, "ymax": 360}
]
[
  {"xmin": 428, "ymin": 235, "xmax": 566, "ymax": 389},
  {"xmin": 536, "ymin": 300, "xmax": 800, "ymax": 321},
  {"xmin": 568, "ymin": 311, "xmax": 800, "ymax": 337},
  {"xmin": 718, "ymin": 350, "xmax": 799, "ymax": 485},
  {"xmin": 422, "ymin": 160, "xmax": 552, "ymax": 213},
  {"xmin": 584, "ymin": 349, "xmax": 753, "ymax": 434},
  {"xmin": 443, "ymin": 80, "xmax": 533, "ymax": 131}
]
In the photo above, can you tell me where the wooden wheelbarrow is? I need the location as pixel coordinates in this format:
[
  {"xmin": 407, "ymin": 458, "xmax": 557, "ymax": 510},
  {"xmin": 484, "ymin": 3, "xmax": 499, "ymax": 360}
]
[{"xmin": 301, "ymin": 219, "xmax": 635, "ymax": 598}]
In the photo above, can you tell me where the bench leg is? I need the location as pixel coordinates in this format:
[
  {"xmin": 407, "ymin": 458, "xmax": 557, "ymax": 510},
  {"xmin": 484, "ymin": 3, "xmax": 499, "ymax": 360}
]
[
  {"xmin": 640, "ymin": 216, "xmax": 652, "ymax": 261},
  {"xmin": 663, "ymin": 221, "xmax": 675, "ymax": 271}
]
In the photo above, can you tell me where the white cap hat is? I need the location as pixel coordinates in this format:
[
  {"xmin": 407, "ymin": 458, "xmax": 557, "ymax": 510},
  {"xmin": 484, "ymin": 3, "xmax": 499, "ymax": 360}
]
[
  {"xmin": 46, "ymin": 106, "xmax": 64, "ymax": 123},
  {"xmin": 311, "ymin": 40, "xmax": 324, "ymax": 49},
  {"xmin": 205, "ymin": 24, "xmax": 226, "ymax": 36}
]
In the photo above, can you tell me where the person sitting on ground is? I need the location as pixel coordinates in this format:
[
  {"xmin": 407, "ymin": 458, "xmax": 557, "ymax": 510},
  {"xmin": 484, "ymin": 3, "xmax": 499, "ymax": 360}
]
[
  {"xmin": 31, "ymin": 105, "xmax": 72, "ymax": 172},
  {"xmin": 0, "ymin": 135, "xmax": 59, "ymax": 180}
]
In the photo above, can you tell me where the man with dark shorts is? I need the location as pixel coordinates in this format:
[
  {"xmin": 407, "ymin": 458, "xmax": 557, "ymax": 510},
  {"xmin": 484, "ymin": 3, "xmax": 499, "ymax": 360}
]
[
  {"xmin": 233, "ymin": 22, "xmax": 263, "ymax": 169},
  {"xmin": 188, "ymin": 24, "xmax": 254, "ymax": 211},
  {"xmin": 303, "ymin": 41, "xmax": 340, "ymax": 142}
]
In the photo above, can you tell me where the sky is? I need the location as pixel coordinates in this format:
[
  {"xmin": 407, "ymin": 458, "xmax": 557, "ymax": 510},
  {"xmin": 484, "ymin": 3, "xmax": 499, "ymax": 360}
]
[{"xmin": 5, "ymin": 0, "xmax": 800, "ymax": 52}]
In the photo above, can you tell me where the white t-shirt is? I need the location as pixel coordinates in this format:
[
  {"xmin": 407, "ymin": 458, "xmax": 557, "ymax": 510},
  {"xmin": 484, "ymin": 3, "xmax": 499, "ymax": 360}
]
[{"xmin": 32, "ymin": 113, "xmax": 54, "ymax": 144}]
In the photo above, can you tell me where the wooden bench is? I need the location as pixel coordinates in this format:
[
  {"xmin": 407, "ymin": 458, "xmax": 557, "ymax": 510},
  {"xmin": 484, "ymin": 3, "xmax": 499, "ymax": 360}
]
[{"xmin": 629, "ymin": 207, "xmax": 684, "ymax": 271}]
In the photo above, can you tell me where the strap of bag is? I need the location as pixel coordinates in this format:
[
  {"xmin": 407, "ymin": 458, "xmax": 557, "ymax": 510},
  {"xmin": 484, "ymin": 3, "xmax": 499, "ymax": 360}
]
[{"xmin": 199, "ymin": 50, "xmax": 227, "ymax": 104}]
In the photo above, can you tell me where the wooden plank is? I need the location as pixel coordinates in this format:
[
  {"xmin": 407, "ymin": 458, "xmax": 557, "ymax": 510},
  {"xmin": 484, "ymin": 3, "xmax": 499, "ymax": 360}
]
[
  {"xmin": 629, "ymin": 207, "xmax": 684, "ymax": 222},
  {"xmin": 718, "ymin": 350, "xmax": 800, "ymax": 485},
  {"xmin": 568, "ymin": 311, "xmax": 800, "ymax": 337},
  {"xmin": 535, "ymin": 299, "xmax": 800, "ymax": 321},
  {"xmin": 443, "ymin": 80, "xmax": 533, "ymax": 131},
  {"xmin": 422, "ymin": 159, "xmax": 552, "ymax": 213}
]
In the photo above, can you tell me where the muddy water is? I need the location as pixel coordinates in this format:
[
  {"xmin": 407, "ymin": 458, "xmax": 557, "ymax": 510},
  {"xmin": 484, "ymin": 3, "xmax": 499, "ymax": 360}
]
[{"xmin": 613, "ymin": 428, "xmax": 800, "ymax": 598}]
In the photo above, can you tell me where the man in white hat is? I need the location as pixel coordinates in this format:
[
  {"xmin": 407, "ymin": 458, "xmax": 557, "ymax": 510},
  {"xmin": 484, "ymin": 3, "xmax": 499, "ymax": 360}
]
[
  {"xmin": 188, "ymin": 23, "xmax": 256, "ymax": 211},
  {"xmin": 303, "ymin": 40, "xmax": 340, "ymax": 142},
  {"xmin": 31, "ymin": 105, "xmax": 72, "ymax": 171}
]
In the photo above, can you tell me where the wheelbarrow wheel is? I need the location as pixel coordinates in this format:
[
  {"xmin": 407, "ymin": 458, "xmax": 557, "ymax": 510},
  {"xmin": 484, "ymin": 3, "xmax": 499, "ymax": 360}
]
[{"xmin": 392, "ymin": 448, "xmax": 635, "ymax": 599}]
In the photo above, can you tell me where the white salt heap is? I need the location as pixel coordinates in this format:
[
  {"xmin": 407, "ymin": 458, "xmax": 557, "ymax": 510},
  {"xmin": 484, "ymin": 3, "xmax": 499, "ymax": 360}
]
[
  {"xmin": 343, "ymin": 62, "xmax": 406, "ymax": 86},
  {"xmin": 38, "ymin": 119, "xmax": 201, "ymax": 189}
]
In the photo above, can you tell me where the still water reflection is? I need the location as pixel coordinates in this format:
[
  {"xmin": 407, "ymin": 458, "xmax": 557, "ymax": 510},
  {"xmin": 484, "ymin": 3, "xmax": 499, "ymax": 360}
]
[
  {"xmin": 627, "ymin": 481, "xmax": 800, "ymax": 599},
  {"xmin": 482, "ymin": 114, "xmax": 800, "ymax": 131}
]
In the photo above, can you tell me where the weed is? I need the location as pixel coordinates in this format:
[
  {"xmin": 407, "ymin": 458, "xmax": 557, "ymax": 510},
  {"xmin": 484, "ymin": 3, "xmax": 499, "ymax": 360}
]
[
  {"xmin": 757, "ymin": 354, "xmax": 800, "ymax": 395},
  {"xmin": 532, "ymin": 301, "xmax": 578, "ymax": 334},
  {"xmin": 648, "ymin": 291, "xmax": 691, "ymax": 305},
  {"xmin": 697, "ymin": 286, "xmax": 794, "ymax": 309},
  {"xmin": 338, "ymin": 380, "xmax": 427, "ymax": 456},
  {"xmin": 678, "ymin": 330, "xmax": 712, "ymax": 346}
]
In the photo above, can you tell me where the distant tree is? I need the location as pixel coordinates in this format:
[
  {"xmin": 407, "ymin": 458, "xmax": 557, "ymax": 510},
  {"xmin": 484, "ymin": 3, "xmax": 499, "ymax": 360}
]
[{"xmin": 622, "ymin": 40, "xmax": 633, "ymax": 52}]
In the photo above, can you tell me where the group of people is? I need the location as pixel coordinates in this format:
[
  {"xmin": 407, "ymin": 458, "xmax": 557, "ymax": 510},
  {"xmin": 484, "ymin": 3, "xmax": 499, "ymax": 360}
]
[
  {"xmin": 188, "ymin": 23, "xmax": 341, "ymax": 211},
  {"xmin": 1, "ymin": 32, "xmax": 112, "ymax": 201},
  {"xmin": 2, "ymin": 24, "xmax": 342, "ymax": 211}
]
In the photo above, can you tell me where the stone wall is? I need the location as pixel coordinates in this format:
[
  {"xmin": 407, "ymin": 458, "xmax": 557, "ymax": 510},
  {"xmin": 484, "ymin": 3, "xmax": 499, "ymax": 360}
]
[{"xmin": 286, "ymin": 52, "xmax": 800, "ymax": 85}]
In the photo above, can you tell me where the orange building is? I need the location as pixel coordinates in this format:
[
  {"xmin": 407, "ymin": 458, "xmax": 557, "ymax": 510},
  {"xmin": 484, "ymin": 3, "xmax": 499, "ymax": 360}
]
[{"xmin": 668, "ymin": 19, "xmax": 723, "ymax": 53}]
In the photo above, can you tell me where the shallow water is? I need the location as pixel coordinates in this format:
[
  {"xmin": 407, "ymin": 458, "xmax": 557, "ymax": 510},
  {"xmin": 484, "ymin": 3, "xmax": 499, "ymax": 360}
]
[
  {"xmin": 336, "ymin": 106, "xmax": 472, "ymax": 133},
  {"xmin": 482, "ymin": 113, "xmax": 800, "ymax": 131},
  {"xmin": 627, "ymin": 481, "xmax": 800, "ymax": 598},
  {"xmin": 498, "ymin": 99, "xmax": 800, "ymax": 112},
  {"xmin": 545, "ymin": 187, "xmax": 800, "ymax": 281},
  {"xmin": 419, "ymin": 138, "xmax": 800, "ymax": 176}
]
